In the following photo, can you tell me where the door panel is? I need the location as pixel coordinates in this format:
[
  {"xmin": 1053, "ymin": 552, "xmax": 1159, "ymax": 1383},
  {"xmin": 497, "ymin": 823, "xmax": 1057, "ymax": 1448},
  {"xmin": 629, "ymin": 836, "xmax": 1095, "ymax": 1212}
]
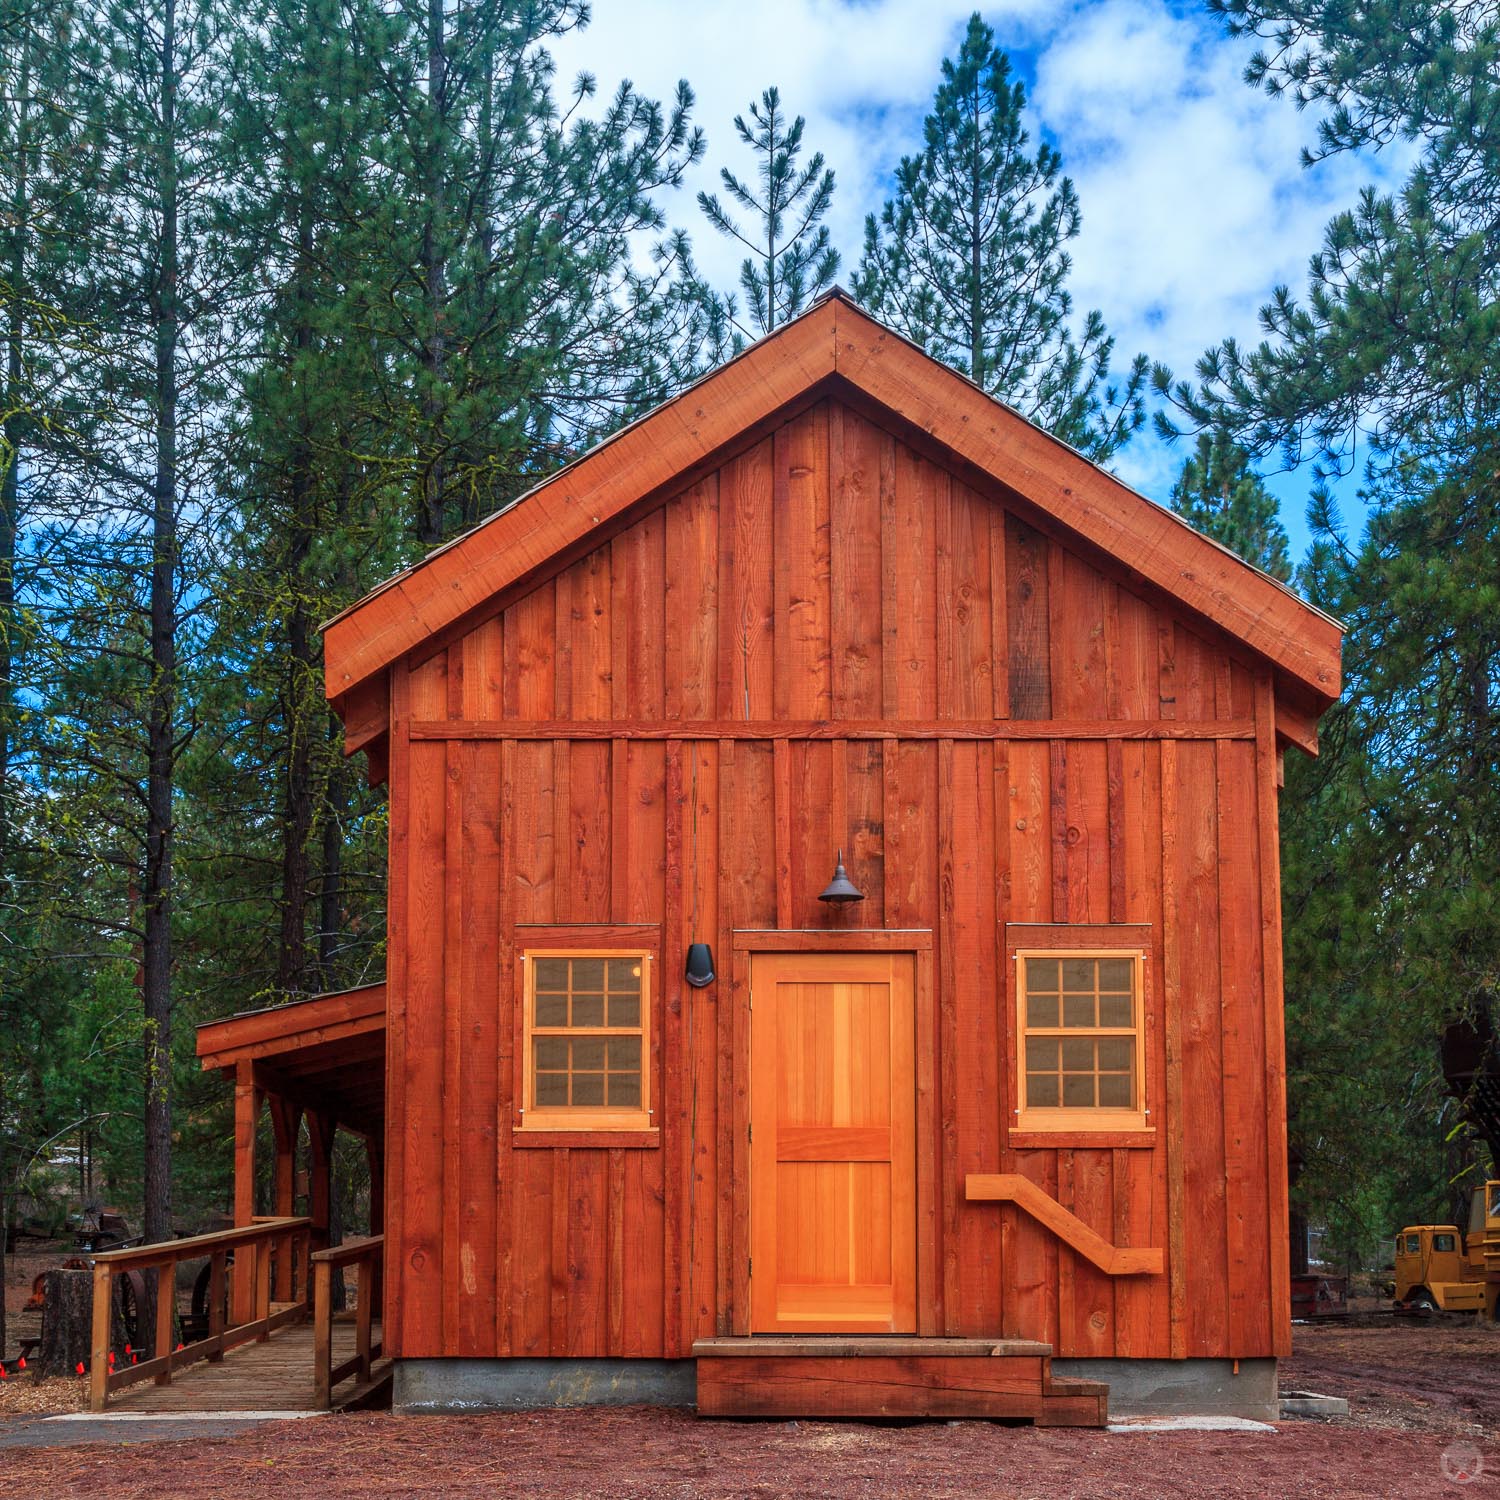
[{"xmin": 750, "ymin": 952, "xmax": 917, "ymax": 1332}]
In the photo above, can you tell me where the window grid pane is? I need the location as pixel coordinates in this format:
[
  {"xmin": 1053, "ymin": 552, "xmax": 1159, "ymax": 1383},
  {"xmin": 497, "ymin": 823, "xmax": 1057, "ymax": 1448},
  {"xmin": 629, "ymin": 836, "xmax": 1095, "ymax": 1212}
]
[
  {"xmin": 529, "ymin": 954, "xmax": 647, "ymax": 1117},
  {"xmin": 1023, "ymin": 954, "xmax": 1139, "ymax": 1115}
]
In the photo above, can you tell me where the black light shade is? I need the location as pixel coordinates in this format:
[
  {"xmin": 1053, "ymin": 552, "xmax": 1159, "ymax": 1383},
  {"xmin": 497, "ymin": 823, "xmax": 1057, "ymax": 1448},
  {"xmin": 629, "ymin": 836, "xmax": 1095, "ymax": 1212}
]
[
  {"xmin": 685, "ymin": 942, "xmax": 716, "ymax": 988},
  {"xmin": 818, "ymin": 848, "xmax": 865, "ymax": 905}
]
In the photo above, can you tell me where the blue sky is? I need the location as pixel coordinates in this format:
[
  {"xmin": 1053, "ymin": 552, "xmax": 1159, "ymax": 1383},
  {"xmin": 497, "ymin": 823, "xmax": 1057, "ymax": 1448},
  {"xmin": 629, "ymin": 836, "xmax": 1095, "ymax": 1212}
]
[{"xmin": 553, "ymin": 0, "xmax": 1409, "ymax": 562}]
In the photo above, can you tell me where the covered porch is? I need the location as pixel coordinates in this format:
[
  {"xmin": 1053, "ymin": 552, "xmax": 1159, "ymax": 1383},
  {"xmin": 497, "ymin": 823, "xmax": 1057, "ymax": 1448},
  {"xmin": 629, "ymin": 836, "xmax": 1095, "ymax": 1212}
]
[
  {"xmin": 86, "ymin": 985, "xmax": 391, "ymax": 1413},
  {"xmin": 195, "ymin": 981, "xmax": 389, "ymax": 1276}
]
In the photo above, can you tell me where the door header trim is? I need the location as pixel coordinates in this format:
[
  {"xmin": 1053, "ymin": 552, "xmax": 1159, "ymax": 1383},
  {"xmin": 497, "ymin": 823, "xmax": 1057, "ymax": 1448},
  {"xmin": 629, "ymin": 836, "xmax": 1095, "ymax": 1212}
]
[{"xmin": 732, "ymin": 929, "xmax": 934, "ymax": 952}]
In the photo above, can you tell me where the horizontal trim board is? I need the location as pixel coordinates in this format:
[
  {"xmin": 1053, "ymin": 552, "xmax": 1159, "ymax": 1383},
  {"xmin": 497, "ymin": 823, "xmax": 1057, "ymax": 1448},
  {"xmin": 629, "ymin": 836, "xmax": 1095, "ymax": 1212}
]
[
  {"xmin": 732, "ymin": 930, "xmax": 934, "ymax": 951},
  {"xmin": 1007, "ymin": 1131, "xmax": 1159, "ymax": 1150},
  {"xmin": 511, "ymin": 1129, "xmax": 660, "ymax": 1150},
  {"xmin": 409, "ymin": 718, "xmax": 1254, "ymax": 743}
]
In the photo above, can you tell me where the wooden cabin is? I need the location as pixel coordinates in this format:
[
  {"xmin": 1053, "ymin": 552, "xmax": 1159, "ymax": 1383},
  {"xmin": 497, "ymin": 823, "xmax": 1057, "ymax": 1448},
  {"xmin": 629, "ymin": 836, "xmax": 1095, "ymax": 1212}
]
[{"xmin": 216, "ymin": 292, "xmax": 1342, "ymax": 1423}]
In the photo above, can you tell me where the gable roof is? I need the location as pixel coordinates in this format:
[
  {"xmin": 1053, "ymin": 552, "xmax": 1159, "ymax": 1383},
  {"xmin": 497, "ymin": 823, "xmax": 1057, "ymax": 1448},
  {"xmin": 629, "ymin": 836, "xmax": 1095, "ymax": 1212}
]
[{"xmin": 322, "ymin": 290, "xmax": 1341, "ymax": 716}]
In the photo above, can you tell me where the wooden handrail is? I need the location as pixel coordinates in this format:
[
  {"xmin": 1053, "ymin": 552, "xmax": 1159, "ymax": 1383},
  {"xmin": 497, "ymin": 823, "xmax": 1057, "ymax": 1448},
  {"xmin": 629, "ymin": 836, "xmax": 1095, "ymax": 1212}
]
[
  {"xmin": 311, "ymin": 1233, "xmax": 384, "ymax": 1271},
  {"xmin": 965, "ymin": 1174, "xmax": 1163, "ymax": 1276},
  {"xmin": 89, "ymin": 1216, "xmax": 314, "ymax": 1412},
  {"xmin": 312, "ymin": 1234, "xmax": 384, "ymax": 1408},
  {"xmin": 90, "ymin": 1216, "xmax": 313, "ymax": 1272}
]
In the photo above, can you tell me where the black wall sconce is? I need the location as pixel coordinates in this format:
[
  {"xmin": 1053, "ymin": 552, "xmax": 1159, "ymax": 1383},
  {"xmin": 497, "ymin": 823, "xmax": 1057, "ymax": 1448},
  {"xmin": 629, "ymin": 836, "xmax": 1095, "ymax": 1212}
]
[
  {"xmin": 818, "ymin": 848, "xmax": 865, "ymax": 905},
  {"xmin": 685, "ymin": 942, "xmax": 716, "ymax": 988}
]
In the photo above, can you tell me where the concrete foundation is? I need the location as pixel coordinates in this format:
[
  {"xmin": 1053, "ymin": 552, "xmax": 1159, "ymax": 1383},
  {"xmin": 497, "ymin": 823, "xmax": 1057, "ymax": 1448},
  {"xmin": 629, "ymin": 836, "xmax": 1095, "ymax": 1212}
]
[
  {"xmin": 1050, "ymin": 1358, "xmax": 1279, "ymax": 1422},
  {"xmin": 396, "ymin": 1355, "xmax": 1278, "ymax": 1421},
  {"xmin": 394, "ymin": 1358, "xmax": 696, "ymax": 1413}
]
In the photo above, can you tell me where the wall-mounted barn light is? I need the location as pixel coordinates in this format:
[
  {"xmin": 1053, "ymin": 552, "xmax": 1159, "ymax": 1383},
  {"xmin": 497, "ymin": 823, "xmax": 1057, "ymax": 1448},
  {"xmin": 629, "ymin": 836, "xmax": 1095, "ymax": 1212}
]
[
  {"xmin": 818, "ymin": 849, "xmax": 865, "ymax": 905},
  {"xmin": 685, "ymin": 942, "xmax": 716, "ymax": 988}
]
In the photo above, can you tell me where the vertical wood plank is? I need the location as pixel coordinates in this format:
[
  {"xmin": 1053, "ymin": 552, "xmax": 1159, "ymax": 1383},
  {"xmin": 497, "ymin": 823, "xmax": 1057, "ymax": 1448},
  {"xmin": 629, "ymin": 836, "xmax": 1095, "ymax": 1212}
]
[
  {"xmin": 988, "ymin": 506, "xmax": 1010, "ymax": 719},
  {"xmin": 383, "ymin": 669, "xmax": 410, "ymax": 1354},
  {"xmin": 441, "ymin": 734, "xmax": 464, "ymax": 1354},
  {"xmin": 882, "ymin": 443, "xmax": 937, "ymax": 718},
  {"xmin": 404, "ymin": 736, "xmax": 447, "ymax": 1353},
  {"xmin": 935, "ymin": 739, "xmax": 961, "ymax": 1332},
  {"xmin": 1179, "ymin": 738, "xmax": 1228, "ymax": 1356},
  {"xmin": 1160, "ymin": 738, "xmax": 1188, "ymax": 1359},
  {"xmin": 502, "ymin": 581, "xmax": 555, "ymax": 719},
  {"xmin": 666, "ymin": 476, "xmax": 720, "ymax": 720},
  {"xmin": 1218, "ymin": 736, "xmax": 1271, "ymax": 1354},
  {"xmin": 716, "ymin": 440, "xmax": 775, "ymax": 721},
  {"xmin": 457, "ymin": 740, "xmax": 500, "ymax": 1356},
  {"xmin": 1006, "ymin": 516, "xmax": 1051, "ymax": 718},
  {"xmin": 773, "ymin": 407, "xmax": 832, "ymax": 719},
  {"xmin": 495, "ymin": 739, "xmax": 516, "ymax": 1354},
  {"xmin": 949, "ymin": 741, "xmax": 1001, "ymax": 1333},
  {"xmin": 773, "ymin": 738, "xmax": 793, "ymax": 927},
  {"xmin": 829, "ymin": 404, "xmax": 884, "ymax": 719},
  {"xmin": 1256, "ymin": 677, "xmax": 1294, "ymax": 1358}
]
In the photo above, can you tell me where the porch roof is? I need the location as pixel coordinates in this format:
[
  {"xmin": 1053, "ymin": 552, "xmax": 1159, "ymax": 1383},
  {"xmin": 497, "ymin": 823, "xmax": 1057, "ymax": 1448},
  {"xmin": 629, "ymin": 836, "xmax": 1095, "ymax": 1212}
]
[{"xmin": 196, "ymin": 983, "xmax": 386, "ymax": 1139}]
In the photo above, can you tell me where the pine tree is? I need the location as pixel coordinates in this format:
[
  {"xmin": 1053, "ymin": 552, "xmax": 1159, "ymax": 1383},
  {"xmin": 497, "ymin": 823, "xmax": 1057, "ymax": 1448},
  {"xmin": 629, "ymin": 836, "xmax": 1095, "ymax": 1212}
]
[
  {"xmin": 30, "ymin": 0, "xmax": 243, "ymax": 1276},
  {"xmin": 1168, "ymin": 428, "xmax": 1291, "ymax": 580},
  {"xmin": 697, "ymin": 87, "xmax": 838, "ymax": 338},
  {"xmin": 204, "ymin": 0, "xmax": 402, "ymax": 1005},
  {"xmin": 1163, "ymin": 0, "xmax": 1500, "ymax": 1245},
  {"xmin": 348, "ymin": 0, "xmax": 720, "ymax": 544},
  {"xmin": 0, "ymin": 0, "xmax": 104, "ymax": 1356},
  {"xmin": 854, "ymin": 12, "xmax": 1145, "ymax": 463}
]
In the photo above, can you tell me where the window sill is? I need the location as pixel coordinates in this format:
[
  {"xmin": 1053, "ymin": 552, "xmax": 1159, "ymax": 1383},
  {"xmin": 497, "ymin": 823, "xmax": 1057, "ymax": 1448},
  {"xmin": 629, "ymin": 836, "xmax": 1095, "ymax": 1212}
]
[
  {"xmin": 1009, "ymin": 1127, "xmax": 1157, "ymax": 1150},
  {"xmin": 512, "ymin": 1127, "xmax": 659, "ymax": 1149}
]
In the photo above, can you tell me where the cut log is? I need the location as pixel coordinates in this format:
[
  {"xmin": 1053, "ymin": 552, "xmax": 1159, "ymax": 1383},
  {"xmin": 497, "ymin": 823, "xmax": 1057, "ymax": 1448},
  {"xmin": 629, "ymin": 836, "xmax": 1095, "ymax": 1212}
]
[{"xmin": 35, "ymin": 1269, "xmax": 88, "ymax": 1377}]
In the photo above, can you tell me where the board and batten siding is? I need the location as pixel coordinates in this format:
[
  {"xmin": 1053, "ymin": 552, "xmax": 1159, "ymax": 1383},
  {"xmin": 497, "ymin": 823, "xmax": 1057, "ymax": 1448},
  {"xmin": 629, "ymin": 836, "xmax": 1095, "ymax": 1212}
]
[{"xmin": 380, "ymin": 396, "xmax": 1287, "ymax": 1367}]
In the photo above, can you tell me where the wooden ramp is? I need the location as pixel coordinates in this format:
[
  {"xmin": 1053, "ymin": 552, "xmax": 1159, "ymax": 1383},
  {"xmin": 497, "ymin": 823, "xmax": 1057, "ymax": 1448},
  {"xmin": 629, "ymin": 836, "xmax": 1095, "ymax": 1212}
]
[{"xmin": 109, "ymin": 1320, "xmax": 390, "ymax": 1413}]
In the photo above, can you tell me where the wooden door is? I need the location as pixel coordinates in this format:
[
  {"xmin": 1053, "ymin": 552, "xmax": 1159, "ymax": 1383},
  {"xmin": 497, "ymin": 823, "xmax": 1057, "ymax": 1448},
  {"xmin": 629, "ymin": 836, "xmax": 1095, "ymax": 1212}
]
[{"xmin": 749, "ymin": 951, "xmax": 917, "ymax": 1333}]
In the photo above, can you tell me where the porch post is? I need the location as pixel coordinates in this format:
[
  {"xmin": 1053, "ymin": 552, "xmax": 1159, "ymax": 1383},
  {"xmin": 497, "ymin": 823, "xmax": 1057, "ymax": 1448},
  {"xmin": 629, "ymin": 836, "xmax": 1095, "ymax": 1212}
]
[
  {"xmin": 365, "ymin": 1135, "xmax": 384, "ymax": 1319},
  {"xmin": 307, "ymin": 1110, "xmax": 335, "ymax": 1253},
  {"xmin": 232, "ymin": 1060, "xmax": 262, "ymax": 1321},
  {"xmin": 268, "ymin": 1094, "xmax": 301, "ymax": 1303}
]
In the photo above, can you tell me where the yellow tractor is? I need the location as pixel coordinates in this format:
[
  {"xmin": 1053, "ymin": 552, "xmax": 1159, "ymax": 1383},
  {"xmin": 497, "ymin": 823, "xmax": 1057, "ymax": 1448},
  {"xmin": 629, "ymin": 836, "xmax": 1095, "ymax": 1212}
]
[{"xmin": 1394, "ymin": 1180, "xmax": 1500, "ymax": 1317}]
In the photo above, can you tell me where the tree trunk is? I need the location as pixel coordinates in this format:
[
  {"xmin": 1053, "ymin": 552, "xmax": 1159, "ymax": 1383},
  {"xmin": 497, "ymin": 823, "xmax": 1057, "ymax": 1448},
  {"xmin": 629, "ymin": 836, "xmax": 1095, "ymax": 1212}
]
[
  {"xmin": 141, "ymin": 0, "xmax": 180, "ymax": 1295},
  {"xmin": 417, "ymin": 0, "xmax": 449, "ymax": 543},
  {"xmin": 276, "ymin": 596, "xmax": 316, "ymax": 995},
  {"xmin": 318, "ymin": 731, "xmax": 345, "ymax": 989},
  {"xmin": 35, "ymin": 1269, "xmax": 123, "ymax": 1378},
  {"xmin": 0, "ymin": 18, "xmax": 35, "ymax": 1377}
]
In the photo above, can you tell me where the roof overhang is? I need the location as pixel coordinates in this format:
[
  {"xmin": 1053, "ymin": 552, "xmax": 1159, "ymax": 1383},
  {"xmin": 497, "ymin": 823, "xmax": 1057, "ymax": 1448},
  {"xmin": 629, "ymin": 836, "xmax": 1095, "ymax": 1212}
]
[
  {"xmin": 196, "ymin": 984, "xmax": 386, "ymax": 1139},
  {"xmin": 322, "ymin": 292, "xmax": 1342, "ymax": 741}
]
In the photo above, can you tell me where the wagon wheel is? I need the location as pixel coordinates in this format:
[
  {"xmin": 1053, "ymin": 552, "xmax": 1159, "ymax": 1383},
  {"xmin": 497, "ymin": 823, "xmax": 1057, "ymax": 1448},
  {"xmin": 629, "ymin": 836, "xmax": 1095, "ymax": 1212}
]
[
  {"xmin": 190, "ymin": 1253, "xmax": 232, "ymax": 1330},
  {"xmin": 114, "ymin": 1269, "xmax": 147, "ymax": 1347}
]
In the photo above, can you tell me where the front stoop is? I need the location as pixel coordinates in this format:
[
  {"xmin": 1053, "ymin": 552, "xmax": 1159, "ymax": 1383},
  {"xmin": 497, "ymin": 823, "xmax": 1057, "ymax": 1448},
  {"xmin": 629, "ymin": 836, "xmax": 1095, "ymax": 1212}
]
[{"xmin": 692, "ymin": 1337, "xmax": 1108, "ymax": 1427}]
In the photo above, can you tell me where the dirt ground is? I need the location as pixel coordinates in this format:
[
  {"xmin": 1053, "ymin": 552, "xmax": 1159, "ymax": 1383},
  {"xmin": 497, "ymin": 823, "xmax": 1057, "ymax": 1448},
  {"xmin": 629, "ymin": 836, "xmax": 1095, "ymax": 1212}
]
[{"xmin": 0, "ymin": 1320, "xmax": 1496, "ymax": 1498}]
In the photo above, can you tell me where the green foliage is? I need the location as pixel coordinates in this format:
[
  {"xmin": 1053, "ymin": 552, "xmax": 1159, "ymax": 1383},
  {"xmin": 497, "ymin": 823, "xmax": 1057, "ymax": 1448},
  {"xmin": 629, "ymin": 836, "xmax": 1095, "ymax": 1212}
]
[
  {"xmin": 1164, "ymin": 0, "xmax": 1500, "ymax": 1260},
  {"xmin": 698, "ymin": 86, "xmax": 839, "ymax": 337},
  {"xmin": 853, "ymin": 12, "xmax": 1146, "ymax": 463},
  {"xmin": 1168, "ymin": 428, "xmax": 1292, "ymax": 581}
]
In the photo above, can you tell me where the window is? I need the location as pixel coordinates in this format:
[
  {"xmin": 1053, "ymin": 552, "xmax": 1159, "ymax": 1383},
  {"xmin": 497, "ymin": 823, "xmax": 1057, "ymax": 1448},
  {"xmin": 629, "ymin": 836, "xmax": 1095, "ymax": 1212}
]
[
  {"xmin": 1402, "ymin": 1234, "xmax": 1421, "ymax": 1256},
  {"xmin": 1016, "ymin": 950, "xmax": 1147, "ymax": 1132},
  {"xmin": 1433, "ymin": 1233, "xmax": 1457, "ymax": 1253},
  {"xmin": 520, "ymin": 951, "xmax": 652, "ymax": 1132}
]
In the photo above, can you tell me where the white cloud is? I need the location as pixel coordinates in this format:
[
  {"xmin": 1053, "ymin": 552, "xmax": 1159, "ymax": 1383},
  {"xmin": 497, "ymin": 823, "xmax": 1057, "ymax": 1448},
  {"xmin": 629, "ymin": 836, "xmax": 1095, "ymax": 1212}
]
[{"xmin": 551, "ymin": 0, "xmax": 1413, "ymax": 543}]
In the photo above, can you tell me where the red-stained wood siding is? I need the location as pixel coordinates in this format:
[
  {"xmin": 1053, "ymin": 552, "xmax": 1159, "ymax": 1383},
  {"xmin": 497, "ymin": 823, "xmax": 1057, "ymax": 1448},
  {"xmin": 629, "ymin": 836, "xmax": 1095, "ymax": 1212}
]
[{"xmin": 379, "ymin": 397, "xmax": 1290, "ymax": 1366}]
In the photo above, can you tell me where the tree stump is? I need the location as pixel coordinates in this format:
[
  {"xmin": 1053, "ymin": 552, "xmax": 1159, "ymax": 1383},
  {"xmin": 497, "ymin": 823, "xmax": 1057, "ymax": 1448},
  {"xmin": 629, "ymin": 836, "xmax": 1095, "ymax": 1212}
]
[{"xmin": 34, "ymin": 1268, "xmax": 124, "ymax": 1378}]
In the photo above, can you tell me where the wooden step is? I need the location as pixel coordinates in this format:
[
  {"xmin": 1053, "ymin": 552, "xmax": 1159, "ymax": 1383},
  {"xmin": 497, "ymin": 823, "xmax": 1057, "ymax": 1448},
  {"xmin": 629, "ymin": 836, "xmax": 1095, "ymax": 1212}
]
[
  {"xmin": 693, "ymin": 1336, "xmax": 1052, "ymax": 1358},
  {"xmin": 692, "ymin": 1338, "xmax": 1106, "ymax": 1427}
]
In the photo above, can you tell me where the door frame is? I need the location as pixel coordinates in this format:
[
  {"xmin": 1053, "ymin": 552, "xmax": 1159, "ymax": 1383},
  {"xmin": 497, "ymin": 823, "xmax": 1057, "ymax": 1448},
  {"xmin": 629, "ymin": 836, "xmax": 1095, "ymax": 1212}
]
[{"xmin": 729, "ymin": 929, "xmax": 936, "ymax": 1336}]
